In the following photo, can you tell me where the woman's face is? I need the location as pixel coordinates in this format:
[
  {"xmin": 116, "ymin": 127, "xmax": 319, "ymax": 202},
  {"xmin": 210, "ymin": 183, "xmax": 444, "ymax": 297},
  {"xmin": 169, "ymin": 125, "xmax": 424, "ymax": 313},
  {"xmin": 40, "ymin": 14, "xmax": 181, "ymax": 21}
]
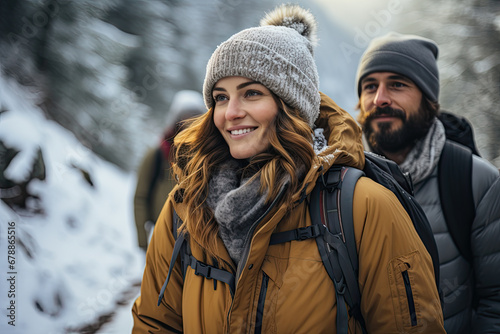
[{"xmin": 212, "ymin": 76, "xmax": 279, "ymax": 159}]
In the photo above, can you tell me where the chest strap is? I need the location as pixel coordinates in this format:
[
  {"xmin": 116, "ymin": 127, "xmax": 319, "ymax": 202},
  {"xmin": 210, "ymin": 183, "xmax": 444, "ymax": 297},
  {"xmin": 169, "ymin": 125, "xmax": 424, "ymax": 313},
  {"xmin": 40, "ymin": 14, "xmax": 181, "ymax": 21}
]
[
  {"xmin": 186, "ymin": 254, "xmax": 235, "ymax": 297},
  {"xmin": 157, "ymin": 233, "xmax": 235, "ymax": 306},
  {"xmin": 269, "ymin": 225, "xmax": 322, "ymax": 245}
]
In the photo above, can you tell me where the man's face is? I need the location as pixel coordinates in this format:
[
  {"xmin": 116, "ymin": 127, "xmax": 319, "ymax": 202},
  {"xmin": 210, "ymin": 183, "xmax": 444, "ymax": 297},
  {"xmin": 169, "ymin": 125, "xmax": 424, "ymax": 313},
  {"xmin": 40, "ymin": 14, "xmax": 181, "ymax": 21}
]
[{"xmin": 358, "ymin": 72, "xmax": 433, "ymax": 153}]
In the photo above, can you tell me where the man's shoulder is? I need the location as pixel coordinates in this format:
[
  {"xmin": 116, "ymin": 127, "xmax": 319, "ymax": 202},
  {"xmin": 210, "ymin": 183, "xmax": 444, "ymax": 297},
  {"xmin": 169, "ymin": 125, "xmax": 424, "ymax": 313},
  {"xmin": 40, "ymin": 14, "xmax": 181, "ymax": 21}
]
[
  {"xmin": 471, "ymin": 154, "xmax": 499, "ymax": 179},
  {"xmin": 440, "ymin": 140, "xmax": 498, "ymax": 181},
  {"xmin": 438, "ymin": 142, "xmax": 498, "ymax": 202},
  {"xmin": 471, "ymin": 155, "xmax": 499, "ymax": 203}
]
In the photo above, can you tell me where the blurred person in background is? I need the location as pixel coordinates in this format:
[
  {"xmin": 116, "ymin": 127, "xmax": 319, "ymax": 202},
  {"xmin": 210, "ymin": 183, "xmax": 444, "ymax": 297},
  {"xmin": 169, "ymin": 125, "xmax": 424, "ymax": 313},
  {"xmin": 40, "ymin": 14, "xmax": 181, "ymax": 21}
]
[
  {"xmin": 132, "ymin": 5, "xmax": 445, "ymax": 333},
  {"xmin": 133, "ymin": 90, "xmax": 205, "ymax": 251},
  {"xmin": 356, "ymin": 32, "xmax": 500, "ymax": 334}
]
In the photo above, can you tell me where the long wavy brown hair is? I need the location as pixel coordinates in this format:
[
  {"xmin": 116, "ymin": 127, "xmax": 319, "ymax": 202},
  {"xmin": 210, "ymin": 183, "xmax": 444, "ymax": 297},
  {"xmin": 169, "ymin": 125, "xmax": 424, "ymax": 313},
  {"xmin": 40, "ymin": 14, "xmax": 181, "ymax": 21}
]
[{"xmin": 172, "ymin": 96, "xmax": 315, "ymax": 258}]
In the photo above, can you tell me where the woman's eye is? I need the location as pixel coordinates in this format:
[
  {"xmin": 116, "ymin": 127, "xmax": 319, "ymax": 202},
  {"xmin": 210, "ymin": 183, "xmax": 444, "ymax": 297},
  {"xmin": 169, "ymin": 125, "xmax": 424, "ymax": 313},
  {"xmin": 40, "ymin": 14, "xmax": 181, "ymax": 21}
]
[
  {"xmin": 213, "ymin": 94, "xmax": 228, "ymax": 102},
  {"xmin": 245, "ymin": 90, "xmax": 262, "ymax": 97}
]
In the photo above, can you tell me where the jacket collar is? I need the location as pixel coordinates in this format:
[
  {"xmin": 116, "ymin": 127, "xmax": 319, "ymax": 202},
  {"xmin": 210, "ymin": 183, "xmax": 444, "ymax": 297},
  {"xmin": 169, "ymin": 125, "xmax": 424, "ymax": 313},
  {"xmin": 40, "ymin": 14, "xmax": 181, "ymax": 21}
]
[{"xmin": 292, "ymin": 92, "xmax": 365, "ymax": 203}]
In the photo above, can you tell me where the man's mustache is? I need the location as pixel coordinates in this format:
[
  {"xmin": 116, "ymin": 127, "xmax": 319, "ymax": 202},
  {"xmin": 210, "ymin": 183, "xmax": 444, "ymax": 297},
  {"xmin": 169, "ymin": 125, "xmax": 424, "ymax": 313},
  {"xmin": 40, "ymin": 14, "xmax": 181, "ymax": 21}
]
[{"xmin": 366, "ymin": 106, "xmax": 405, "ymax": 120}]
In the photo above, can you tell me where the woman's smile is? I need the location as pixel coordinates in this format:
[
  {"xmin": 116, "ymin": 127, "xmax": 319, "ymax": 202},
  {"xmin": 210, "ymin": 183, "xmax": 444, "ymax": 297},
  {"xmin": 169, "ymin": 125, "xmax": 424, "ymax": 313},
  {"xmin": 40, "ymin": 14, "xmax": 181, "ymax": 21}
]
[{"xmin": 229, "ymin": 127, "xmax": 257, "ymax": 136}]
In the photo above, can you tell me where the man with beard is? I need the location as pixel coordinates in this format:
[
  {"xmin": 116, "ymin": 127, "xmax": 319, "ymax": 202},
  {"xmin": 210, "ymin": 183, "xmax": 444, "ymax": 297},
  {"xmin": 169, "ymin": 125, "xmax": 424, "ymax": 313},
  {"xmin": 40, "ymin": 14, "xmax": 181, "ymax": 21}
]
[{"xmin": 355, "ymin": 32, "xmax": 500, "ymax": 334}]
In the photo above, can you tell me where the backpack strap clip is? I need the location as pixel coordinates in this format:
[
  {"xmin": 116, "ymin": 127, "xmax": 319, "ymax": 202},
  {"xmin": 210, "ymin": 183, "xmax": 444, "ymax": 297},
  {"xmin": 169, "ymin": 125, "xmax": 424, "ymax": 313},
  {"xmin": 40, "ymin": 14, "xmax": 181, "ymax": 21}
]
[
  {"xmin": 194, "ymin": 261, "xmax": 212, "ymax": 279},
  {"xmin": 297, "ymin": 225, "xmax": 321, "ymax": 240},
  {"xmin": 269, "ymin": 224, "xmax": 322, "ymax": 245},
  {"xmin": 187, "ymin": 255, "xmax": 236, "ymax": 297}
]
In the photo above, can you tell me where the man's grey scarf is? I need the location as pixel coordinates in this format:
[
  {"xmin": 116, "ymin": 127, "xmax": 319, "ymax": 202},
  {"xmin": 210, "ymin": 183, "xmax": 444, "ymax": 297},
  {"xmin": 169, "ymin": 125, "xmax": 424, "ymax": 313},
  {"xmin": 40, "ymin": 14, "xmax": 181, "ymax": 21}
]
[
  {"xmin": 206, "ymin": 160, "xmax": 268, "ymax": 264},
  {"xmin": 399, "ymin": 118, "xmax": 446, "ymax": 184}
]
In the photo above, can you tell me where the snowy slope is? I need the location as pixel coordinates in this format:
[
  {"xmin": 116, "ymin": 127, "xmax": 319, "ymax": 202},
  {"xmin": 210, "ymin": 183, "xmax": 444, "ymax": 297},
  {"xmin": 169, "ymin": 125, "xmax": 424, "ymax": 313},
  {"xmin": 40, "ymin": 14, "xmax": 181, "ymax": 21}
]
[{"xmin": 0, "ymin": 73, "xmax": 144, "ymax": 334}]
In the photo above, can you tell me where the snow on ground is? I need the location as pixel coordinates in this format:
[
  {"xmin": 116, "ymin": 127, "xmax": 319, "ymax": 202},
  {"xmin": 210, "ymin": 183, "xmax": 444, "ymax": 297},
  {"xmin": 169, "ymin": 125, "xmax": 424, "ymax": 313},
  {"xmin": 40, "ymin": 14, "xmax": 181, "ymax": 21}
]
[{"xmin": 0, "ymin": 74, "xmax": 145, "ymax": 333}]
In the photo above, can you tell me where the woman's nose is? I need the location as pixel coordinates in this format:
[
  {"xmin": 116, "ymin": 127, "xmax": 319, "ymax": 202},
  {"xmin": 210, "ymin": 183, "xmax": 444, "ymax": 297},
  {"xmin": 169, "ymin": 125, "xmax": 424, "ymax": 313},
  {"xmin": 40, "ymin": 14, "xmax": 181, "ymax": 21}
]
[{"xmin": 225, "ymin": 98, "xmax": 245, "ymax": 120}]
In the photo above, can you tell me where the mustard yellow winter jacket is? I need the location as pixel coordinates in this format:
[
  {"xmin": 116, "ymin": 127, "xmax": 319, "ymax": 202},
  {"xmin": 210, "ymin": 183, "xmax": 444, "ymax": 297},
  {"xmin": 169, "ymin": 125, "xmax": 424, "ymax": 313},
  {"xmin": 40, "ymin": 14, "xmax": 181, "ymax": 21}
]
[{"xmin": 132, "ymin": 93, "xmax": 445, "ymax": 333}]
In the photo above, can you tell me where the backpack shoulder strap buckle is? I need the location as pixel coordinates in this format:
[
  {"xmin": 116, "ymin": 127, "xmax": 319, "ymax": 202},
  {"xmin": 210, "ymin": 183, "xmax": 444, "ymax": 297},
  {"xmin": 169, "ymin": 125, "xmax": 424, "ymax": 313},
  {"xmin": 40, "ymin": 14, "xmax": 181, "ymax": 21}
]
[
  {"xmin": 296, "ymin": 225, "xmax": 322, "ymax": 240},
  {"xmin": 194, "ymin": 261, "xmax": 212, "ymax": 279}
]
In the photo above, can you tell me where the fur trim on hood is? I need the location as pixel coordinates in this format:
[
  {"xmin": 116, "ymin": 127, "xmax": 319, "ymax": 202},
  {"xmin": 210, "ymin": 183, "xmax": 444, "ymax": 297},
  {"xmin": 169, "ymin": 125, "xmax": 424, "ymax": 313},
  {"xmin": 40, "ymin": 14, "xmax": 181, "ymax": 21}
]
[
  {"xmin": 292, "ymin": 92, "xmax": 365, "ymax": 203},
  {"xmin": 315, "ymin": 92, "xmax": 365, "ymax": 169}
]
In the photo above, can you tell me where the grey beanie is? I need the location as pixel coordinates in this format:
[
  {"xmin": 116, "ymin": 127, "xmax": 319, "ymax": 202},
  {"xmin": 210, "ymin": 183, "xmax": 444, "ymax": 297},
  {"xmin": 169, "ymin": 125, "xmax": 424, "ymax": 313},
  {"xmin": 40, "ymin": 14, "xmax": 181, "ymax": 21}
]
[
  {"xmin": 356, "ymin": 32, "xmax": 440, "ymax": 102},
  {"xmin": 203, "ymin": 4, "xmax": 320, "ymax": 127}
]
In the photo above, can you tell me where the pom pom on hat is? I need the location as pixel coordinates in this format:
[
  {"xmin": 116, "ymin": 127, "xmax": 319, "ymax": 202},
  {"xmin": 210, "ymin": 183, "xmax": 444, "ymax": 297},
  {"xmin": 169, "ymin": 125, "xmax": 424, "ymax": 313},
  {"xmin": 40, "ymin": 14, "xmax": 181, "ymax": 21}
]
[
  {"xmin": 260, "ymin": 4, "xmax": 318, "ymax": 49},
  {"xmin": 203, "ymin": 4, "xmax": 320, "ymax": 127}
]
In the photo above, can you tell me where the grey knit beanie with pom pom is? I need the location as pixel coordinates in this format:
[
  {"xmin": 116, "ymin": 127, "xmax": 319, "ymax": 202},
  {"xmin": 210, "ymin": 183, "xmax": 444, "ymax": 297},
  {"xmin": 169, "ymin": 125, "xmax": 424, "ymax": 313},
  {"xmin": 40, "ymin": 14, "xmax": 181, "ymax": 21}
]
[{"xmin": 203, "ymin": 4, "xmax": 320, "ymax": 127}]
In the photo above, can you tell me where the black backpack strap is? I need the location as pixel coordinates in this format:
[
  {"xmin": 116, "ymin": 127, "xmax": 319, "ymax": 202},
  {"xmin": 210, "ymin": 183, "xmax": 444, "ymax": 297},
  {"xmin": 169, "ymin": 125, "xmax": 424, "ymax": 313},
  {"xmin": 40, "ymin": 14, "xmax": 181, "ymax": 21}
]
[
  {"xmin": 364, "ymin": 151, "xmax": 414, "ymax": 195},
  {"xmin": 334, "ymin": 167, "xmax": 366, "ymax": 331},
  {"xmin": 172, "ymin": 210, "xmax": 189, "ymax": 278},
  {"xmin": 438, "ymin": 140, "xmax": 475, "ymax": 263},
  {"xmin": 157, "ymin": 231, "xmax": 187, "ymax": 306},
  {"xmin": 309, "ymin": 172, "xmax": 348, "ymax": 334},
  {"xmin": 338, "ymin": 167, "xmax": 364, "ymax": 271},
  {"xmin": 312, "ymin": 166, "xmax": 367, "ymax": 333}
]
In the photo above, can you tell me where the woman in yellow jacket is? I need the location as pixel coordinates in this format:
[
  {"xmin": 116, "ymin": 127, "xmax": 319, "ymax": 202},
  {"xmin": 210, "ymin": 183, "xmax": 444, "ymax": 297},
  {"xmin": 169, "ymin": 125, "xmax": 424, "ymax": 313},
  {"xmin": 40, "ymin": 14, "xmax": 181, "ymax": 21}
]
[{"xmin": 132, "ymin": 4, "xmax": 445, "ymax": 333}]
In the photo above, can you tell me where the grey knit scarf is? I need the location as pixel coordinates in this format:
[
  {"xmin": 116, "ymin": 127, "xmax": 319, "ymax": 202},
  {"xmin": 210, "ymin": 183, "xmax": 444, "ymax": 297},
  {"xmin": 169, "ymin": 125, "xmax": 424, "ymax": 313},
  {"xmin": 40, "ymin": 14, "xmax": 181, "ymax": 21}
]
[
  {"xmin": 206, "ymin": 160, "xmax": 268, "ymax": 264},
  {"xmin": 399, "ymin": 118, "xmax": 446, "ymax": 184}
]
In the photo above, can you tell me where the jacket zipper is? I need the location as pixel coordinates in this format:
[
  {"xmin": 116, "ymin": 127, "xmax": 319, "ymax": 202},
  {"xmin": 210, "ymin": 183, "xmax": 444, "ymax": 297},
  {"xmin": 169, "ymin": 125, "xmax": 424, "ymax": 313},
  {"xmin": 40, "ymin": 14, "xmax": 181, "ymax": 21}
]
[
  {"xmin": 226, "ymin": 184, "xmax": 287, "ymax": 332},
  {"xmin": 254, "ymin": 272, "xmax": 269, "ymax": 334},
  {"xmin": 402, "ymin": 269, "xmax": 417, "ymax": 326}
]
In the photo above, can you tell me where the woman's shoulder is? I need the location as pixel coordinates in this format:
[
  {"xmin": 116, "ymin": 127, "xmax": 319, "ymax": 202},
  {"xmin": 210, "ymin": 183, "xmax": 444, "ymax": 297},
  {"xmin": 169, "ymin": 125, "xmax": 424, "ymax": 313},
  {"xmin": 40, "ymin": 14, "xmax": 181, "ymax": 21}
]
[
  {"xmin": 352, "ymin": 176, "xmax": 416, "ymax": 238},
  {"xmin": 353, "ymin": 176, "xmax": 403, "ymax": 208},
  {"xmin": 352, "ymin": 177, "xmax": 431, "ymax": 267},
  {"xmin": 162, "ymin": 189, "xmax": 189, "ymax": 221},
  {"xmin": 153, "ymin": 193, "xmax": 187, "ymax": 234}
]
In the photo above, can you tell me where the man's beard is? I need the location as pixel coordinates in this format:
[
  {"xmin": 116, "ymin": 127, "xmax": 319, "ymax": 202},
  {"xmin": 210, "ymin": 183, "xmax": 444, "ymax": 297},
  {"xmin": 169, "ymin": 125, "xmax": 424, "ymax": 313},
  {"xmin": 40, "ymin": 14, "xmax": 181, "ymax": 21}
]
[{"xmin": 360, "ymin": 105, "xmax": 434, "ymax": 154}]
